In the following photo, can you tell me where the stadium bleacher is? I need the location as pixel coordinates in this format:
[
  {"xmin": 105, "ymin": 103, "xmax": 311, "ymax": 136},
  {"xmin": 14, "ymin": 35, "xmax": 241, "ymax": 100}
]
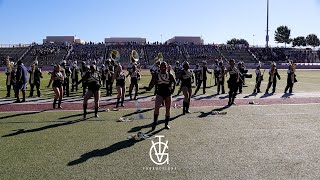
[{"xmin": 1, "ymin": 43, "xmax": 319, "ymax": 67}]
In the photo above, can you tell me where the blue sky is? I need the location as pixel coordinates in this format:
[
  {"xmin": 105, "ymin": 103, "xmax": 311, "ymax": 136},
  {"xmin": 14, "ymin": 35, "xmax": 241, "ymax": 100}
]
[{"xmin": 0, "ymin": 0, "xmax": 320, "ymax": 46}]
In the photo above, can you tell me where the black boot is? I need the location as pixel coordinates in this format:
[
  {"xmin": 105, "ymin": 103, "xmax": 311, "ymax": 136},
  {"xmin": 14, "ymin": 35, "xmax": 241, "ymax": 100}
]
[
  {"xmin": 232, "ymin": 96, "xmax": 236, "ymax": 105},
  {"xmin": 165, "ymin": 116, "xmax": 170, "ymax": 129},
  {"xmin": 152, "ymin": 114, "xmax": 158, "ymax": 131},
  {"xmin": 116, "ymin": 98, "xmax": 120, "ymax": 108},
  {"xmin": 83, "ymin": 104, "xmax": 87, "ymax": 119},
  {"xmin": 58, "ymin": 99, "xmax": 62, "ymax": 109},
  {"xmin": 121, "ymin": 97, "xmax": 124, "ymax": 107},
  {"xmin": 182, "ymin": 102, "xmax": 186, "ymax": 115},
  {"xmin": 95, "ymin": 107, "xmax": 99, "ymax": 117},
  {"xmin": 53, "ymin": 99, "xmax": 57, "ymax": 109},
  {"xmin": 186, "ymin": 102, "xmax": 191, "ymax": 113}
]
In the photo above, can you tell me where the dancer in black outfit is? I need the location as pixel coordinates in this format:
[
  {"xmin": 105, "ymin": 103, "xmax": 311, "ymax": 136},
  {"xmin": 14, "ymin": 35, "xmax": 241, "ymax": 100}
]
[
  {"xmin": 47, "ymin": 64, "xmax": 65, "ymax": 109},
  {"xmin": 147, "ymin": 61, "xmax": 176, "ymax": 130},
  {"xmin": 178, "ymin": 61, "xmax": 193, "ymax": 114},
  {"xmin": 80, "ymin": 65, "xmax": 101, "ymax": 119},
  {"xmin": 113, "ymin": 64, "xmax": 126, "ymax": 108}
]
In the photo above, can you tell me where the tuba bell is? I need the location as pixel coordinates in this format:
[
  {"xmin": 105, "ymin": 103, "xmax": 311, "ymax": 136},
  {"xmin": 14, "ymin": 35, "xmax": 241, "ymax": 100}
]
[
  {"xmin": 154, "ymin": 52, "xmax": 164, "ymax": 62},
  {"xmin": 110, "ymin": 50, "xmax": 120, "ymax": 63},
  {"xmin": 130, "ymin": 50, "xmax": 139, "ymax": 62}
]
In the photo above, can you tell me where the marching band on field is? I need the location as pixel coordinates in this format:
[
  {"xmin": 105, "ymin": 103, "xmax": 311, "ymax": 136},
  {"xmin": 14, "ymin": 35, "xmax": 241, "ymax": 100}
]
[{"xmin": 3, "ymin": 52, "xmax": 298, "ymax": 130}]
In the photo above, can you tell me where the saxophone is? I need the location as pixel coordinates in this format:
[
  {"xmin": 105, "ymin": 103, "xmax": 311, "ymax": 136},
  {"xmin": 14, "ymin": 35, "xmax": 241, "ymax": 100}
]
[
  {"xmin": 290, "ymin": 63, "xmax": 296, "ymax": 84},
  {"xmin": 31, "ymin": 63, "xmax": 36, "ymax": 84},
  {"xmin": 6, "ymin": 58, "xmax": 13, "ymax": 86}
]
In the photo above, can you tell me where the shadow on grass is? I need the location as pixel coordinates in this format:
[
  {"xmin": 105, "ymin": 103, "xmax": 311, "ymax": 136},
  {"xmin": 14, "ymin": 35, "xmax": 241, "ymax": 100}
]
[
  {"xmin": 122, "ymin": 108, "xmax": 154, "ymax": 118},
  {"xmin": 0, "ymin": 110, "xmax": 48, "ymax": 120},
  {"xmin": 67, "ymin": 128, "xmax": 165, "ymax": 166},
  {"xmin": 243, "ymin": 93, "xmax": 258, "ymax": 99},
  {"xmin": 198, "ymin": 105, "xmax": 230, "ymax": 118},
  {"xmin": 281, "ymin": 93, "xmax": 294, "ymax": 99},
  {"xmin": 128, "ymin": 113, "xmax": 183, "ymax": 133},
  {"xmin": 260, "ymin": 93, "xmax": 273, "ymax": 99},
  {"xmin": 194, "ymin": 94, "xmax": 220, "ymax": 101},
  {"xmin": 1, "ymin": 117, "xmax": 95, "ymax": 137}
]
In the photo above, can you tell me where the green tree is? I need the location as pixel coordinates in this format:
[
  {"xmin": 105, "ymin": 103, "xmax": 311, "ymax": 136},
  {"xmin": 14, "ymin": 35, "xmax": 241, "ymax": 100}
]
[
  {"xmin": 226, "ymin": 38, "xmax": 249, "ymax": 46},
  {"xmin": 292, "ymin": 36, "xmax": 306, "ymax": 47},
  {"xmin": 274, "ymin": 25, "xmax": 292, "ymax": 47},
  {"xmin": 306, "ymin": 34, "xmax": 320, "ymax": 47}
]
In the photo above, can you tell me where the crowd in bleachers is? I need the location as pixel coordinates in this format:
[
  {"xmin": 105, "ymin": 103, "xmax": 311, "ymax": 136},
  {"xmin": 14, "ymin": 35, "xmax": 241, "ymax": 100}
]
[
  {"xmin": 145, "ymin": 44, "xmax": 181, "ymax": 65},
  {"xmin": 68, "ymin": 44, "xmax": 105, "ymax": 65},
  {"xmin": 2, "ymin": 43, "xmax": 320, "ymax": 67}
]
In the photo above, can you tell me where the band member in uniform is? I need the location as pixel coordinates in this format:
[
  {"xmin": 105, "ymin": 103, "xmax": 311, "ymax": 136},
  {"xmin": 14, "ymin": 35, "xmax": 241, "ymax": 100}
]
[
  {"xmin": 5, "ymin": 58, "xmax": 15, "ymax": 97},
  {"xmin": 194, "ymin": 61, "xmax": 212, "ymax": 95},
  {"xmin": 71, "ymin": 61, "xmax": 79, "ymax": 92},
  {"xmin": 61, "ymin": 60, "xmax": 71, "ymax": 97},
  {"xmin": 150, "ymin": 59, "xmax": 161, "ymax": 96},
  {"xmin": 81, "ymin": 65, "xmax": 101, "ymax": 119},
  {"xmin": 47, "ymin": 64, "xmax": 64, "ymax": 109},
  {"xmin": 237, "ymin": 61, "xmax": 245, "ymax": 94},
  {"xmin": 265, "ymin": 62, "xmax": 281, "ymax": 94},
  {"xmin": 105, "ymin": 59, "xmax": 114, "ymax": 96},
  {"xmin": 193, "ymin": 63, "xmax": 201, "ymax": 87},
  {"xmin": 100, "ymin": 64, "xmax": 106, "ymax": 87},
  {"xmin": 14, "ymin": 60, "xmax": 28, "ymax": 103},
  {"xmin": 178, "ymin": 61, "xmax": 193, "ymax": 114},
  {"xmin": 113, "ymin": 64, "xmax": 126, "ymax": 108},
  {"xmin": 253, "ymin": 62, "xmax": 263, "ymax": 94},
  {"xmin": 28, "ymin": 60, "xmax": 43, "ymax": 97},
  {"xmin": 213, "ymin": 59, "xmax": 219, "ymax": 86},
  {"xmin": 127, "ymin": 65, "xmax": 141, "ymax": 100},
  {"xmin": 174, "ymin": 61, "xmax": 182, "ymax": 85},
  {"xmin": 227, "ymin": 59, "xmax": 239, "ymax": 106},
  {"xmin": 147, "ymin": 61, "xmax": 176, "ymax": 130},
  {"xmin": 284, "ymin": 61, "xmax": 297, "ymax": 94},
  {"xmin": 217, "ymin": 61, "xmax": 226, "ymax": 94}
]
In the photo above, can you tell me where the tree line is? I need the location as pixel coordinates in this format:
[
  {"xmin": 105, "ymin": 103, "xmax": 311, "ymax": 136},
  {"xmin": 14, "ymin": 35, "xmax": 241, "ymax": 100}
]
[{"xmin": 225, "ymin": 25, "xmax": 320, "ymax": 48}]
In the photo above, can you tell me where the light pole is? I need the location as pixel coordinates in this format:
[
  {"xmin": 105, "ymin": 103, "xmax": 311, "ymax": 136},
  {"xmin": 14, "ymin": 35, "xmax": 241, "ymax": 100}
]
[
  {"xmin": 160, "ymin": 34, "xmax": 163, "ymax": 44},
  {"xmin": 253, "ymin": 34, "xmax": 255, "ymax": 47},
  {"xmin": 266, "ymin": 0, "xmax": 269, "ymax": 48}
]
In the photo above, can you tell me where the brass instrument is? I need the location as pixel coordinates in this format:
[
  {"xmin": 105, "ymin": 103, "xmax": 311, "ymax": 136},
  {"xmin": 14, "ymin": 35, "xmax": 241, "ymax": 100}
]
[
  {"xmin": 289, "ymin": 61, "xmax": 297, "ymax": 83},
  {"xmin": 5, "ymin": 57, "xmax": 13, "ymax": 86},
  {"xmin": 110, "ymin": 50, "xmax": 120, "ymax": 63},
  {"xmin": 130, "ymin": 50, "xmax": 139, "ymax": 62},
  {"xmin": 154, "ymin": 52, "xmax": 164, "ymax": 62}
]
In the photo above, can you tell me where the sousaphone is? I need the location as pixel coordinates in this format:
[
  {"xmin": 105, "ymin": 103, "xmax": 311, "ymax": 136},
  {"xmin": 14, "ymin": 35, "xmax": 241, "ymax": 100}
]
[
  {"xmin": 154, "ymin": 52, "xmax": 164, "ymax": 62},
  {"xmin": 110, "ymin": 50, "xmax": 120, "ymax": 63},
  {"xmin": 130, "ymin": 50, "xmax": 139, "ymax": 62}
]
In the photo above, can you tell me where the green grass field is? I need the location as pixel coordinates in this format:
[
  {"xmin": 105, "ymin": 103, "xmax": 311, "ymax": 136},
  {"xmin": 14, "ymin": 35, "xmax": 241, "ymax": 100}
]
[
  {"xmin": 1, "ymin": 104, "xmax": 320, "ymax": 179},
  {"xmin": 1, "ymin": 69, "xmax": 320, "ymax": 99}
]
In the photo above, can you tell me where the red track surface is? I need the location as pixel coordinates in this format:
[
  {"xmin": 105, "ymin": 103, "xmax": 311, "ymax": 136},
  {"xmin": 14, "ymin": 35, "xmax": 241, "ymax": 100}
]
[{"xmin": 0, "ymin": 97, "xmax": 319, "ymax": 112}]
